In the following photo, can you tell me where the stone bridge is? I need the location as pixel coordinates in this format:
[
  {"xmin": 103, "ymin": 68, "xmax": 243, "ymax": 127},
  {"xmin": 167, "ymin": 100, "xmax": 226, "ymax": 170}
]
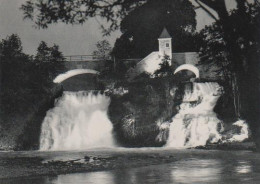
[
  {"xmin": 55, "ymin": 55, "xmax": 108, "ymax": 91},
  {"xmin": 54, "ymin": 54, "xmax": 206, "ymax": 91},
  {"xmin": 63, "ymin": 55, "xmax": 107, "ymax": 71}
]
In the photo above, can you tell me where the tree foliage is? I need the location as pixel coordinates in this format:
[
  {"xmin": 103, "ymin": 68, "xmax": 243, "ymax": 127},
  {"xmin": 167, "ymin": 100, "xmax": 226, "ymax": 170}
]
[
  {"xmin": 35, "ymin": 41, "xmax": 49, "ymax": 62},
  {"xmin": 0, "ymin": 34, "xmax": 65, "ymax": 116},
  {"xmin": 112, "ymin": 0, "xmax": 199, "ymax": 58},
  {"xmin": 195, "ymin": 0, "xmax": 259, "ymax": 79},
  {"xmin": 35, "ymin": 41, "xmax": 65, "ymax": 79},
  {"xmin": 92, "ymin": 40, "xmax": 112, "ymax": 60},
  {"xmin": 35, "ymin": 41, "xmax": 64, "ymax": 62},
  {"xmin": 50, "ymin": 44, "xmax": 65, "ymax": 62},
  {"xmin": 154, "ymin": 55, "xmax": 173, "ymax": 77},
  {"xmin": 197, "ymin": 1, "xmax": 260, "ymax": 135},
  {"xmin": 0, "ymin": 35, "xmax": 32, "ymax": 94},
  {"xmin": 199, "ymin": 2, "xmax": 260, "ymax": 73},
  {"xmin": 0, "ymin": 34, "xmax": 24, "ymax": 59},
  {"xmin": 21, "ymin": 0, "xmax": 146, "ymax": 35}
]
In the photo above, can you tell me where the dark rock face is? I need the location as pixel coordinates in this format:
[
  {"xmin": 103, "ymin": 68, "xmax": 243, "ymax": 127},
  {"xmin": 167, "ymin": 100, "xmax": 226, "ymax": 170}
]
[
  {"xmin": 0, "ymin": 84, "xmax": 63, "ymax": 151},
  {"xmin": 108, "ymin": 78, "xmax": 183, "ymax": 147},
  {"xmin": 195, "ymin": 142, "xmax": 256, "ymax": 151},
  {"xmin": 14, "ymin": 85, "xmax": 63, "ymax": 150},
  {"xmin": 213, "ymin": 83, "xmax": 237, "ymax": 123}
]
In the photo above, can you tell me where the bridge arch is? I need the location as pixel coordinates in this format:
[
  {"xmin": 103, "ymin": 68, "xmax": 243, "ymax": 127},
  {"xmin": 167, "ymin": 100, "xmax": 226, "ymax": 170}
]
[
  {"xmin": 53, "ymin": 69, "xmax": 99, "ymax": 83},
  {"xmin": 174, "ymin": 64, "xmax": 199, "ymax": 78}
]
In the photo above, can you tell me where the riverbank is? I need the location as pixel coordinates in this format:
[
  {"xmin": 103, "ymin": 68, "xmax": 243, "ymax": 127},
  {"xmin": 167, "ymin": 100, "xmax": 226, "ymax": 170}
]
[
  {"xmin": 0, "ymin": 145, "xmax": 257, "ymax": 180},
  {"xmin": 0, "ymin": 149, "xmax": 174, "ymax": 179}
]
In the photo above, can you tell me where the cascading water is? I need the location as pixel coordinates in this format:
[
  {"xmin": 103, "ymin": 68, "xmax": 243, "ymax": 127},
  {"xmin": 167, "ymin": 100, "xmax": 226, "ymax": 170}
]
[
  {"xmin": 166, "ymin": 82, "xmax": 224, "ymax": 148},
  {"xmin": 224, "ymin": 119, "xmax": 249, "ymax": 143},
  {"xmin": 40, "ymin": 91, "xmax": 115, "ymax": 151}
]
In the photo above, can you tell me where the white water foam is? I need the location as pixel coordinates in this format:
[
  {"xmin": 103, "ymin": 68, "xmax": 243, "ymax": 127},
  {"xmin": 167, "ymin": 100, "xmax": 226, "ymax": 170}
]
[
  {"xmin": 225, "ymin": 119, "xmax": 249, "ymax": 143},
  {"xmin": 166, "ymin": 82, "xmax": 224, "ymax": 148},
  {"xmin": 40, "ymin": 91, "xmax": 115, "ymax": 151},
  {"xmin": 53, "ymin": 69, "xmax": 99, "ymax": 83}
]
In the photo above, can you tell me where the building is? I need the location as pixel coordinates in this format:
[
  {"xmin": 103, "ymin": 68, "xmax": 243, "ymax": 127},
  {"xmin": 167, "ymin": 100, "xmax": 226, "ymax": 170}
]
[{"xmin": 127, "ymin": 27, "xmax": 200, "ymax": 79}]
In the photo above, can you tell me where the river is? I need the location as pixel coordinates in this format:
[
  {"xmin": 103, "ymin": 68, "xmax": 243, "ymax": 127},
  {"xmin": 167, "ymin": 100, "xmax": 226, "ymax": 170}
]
[
  {"xmin": 1, "ymin": 148, "xmax": 260, "ymax": 183},
  {"xmin": 1, "ymin": 82, "xmax": 256, "ymax": 183}
]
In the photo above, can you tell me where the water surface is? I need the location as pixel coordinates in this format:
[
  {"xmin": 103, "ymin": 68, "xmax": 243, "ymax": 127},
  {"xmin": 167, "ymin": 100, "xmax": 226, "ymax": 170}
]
[{"xmin": 1, "ymin": 148, "xmax": 260, "ymax": 183}]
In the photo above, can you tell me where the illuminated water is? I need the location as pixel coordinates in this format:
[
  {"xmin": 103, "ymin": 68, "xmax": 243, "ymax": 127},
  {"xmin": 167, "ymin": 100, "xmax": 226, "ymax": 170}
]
[
  {"xmin": 24, "ymin": 82, "xmax": 257, "ymax": 183},
  {"xmin": 40, "ymin": 91, "xmax": 115, "ymax": 150},
  {"xmin": 166, "ymin": 82, "xmax": 249, "ymax": 148}
]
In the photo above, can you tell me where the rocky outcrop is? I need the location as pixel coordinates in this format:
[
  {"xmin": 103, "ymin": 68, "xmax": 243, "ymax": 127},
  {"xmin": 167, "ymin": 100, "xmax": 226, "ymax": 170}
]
[
  {"xmin": 15, "ymin": 84, "xmax": 63, "ymax": 150},
  {"xmin": 108, "ymin": 78, "xmax": 183, "ymax": 147}
]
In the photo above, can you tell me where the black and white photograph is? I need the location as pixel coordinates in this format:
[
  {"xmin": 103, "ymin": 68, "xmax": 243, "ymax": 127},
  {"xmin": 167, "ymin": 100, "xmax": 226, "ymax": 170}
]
[{"xmin": 0, "ymin": 0, "xmax": 260, "ymax": 183}]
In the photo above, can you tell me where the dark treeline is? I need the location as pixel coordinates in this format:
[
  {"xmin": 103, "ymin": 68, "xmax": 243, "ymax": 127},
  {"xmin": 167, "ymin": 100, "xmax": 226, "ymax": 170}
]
[
  {"xmin": 0, "ymin": 34, "xmax": 64, "ymax": 114},
  {"xmin": 198, "ymin": 3, "xmax": 260, "ymax": 143},
  {"xmin": 0, "ymin": 34, "xmax": 64, "ymax": 149},
  {"xmin": 112, "ymin": 0, "xmax": 199, "ymax": 59}
]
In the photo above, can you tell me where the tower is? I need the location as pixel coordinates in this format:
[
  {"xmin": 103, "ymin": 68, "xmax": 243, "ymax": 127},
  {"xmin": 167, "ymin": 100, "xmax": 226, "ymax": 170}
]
[{"xmin": 158, "ymin": 28, "xmax": 172, "ymax": 60}]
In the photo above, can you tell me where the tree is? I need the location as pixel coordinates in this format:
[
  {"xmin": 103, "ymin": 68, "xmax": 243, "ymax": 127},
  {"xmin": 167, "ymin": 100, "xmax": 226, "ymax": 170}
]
[
  {"xmin": 194, "ymin": 1, "xmax": 259, "ymax": 77},
  {"xmin": 50, "ymin": 44, "xmax": 65, "ymax": 62},
  {"xmin": 196, "ymin": 1, "xmax": 260, "ymax": 143},
  {"xmin": 0, "ymin": 34, "xmax": 23, "ymax": 59},
  {"xmin": 0, "ymin": 34, "xmax": 65, "ymax": 116},
  {"xmin": 0, "ymin": 34, "xmax": 66, "ymax": 150},
  {"xmin": 112, "ymin": 0, "xmax": 198, "ymax": 59},
  {"xmin": 35, "ymin": 41, "xmax": 50, "ymax": 62},
  {"xmin": 35, "ymin": 41, "xmax": 65, "ymax": 79},
  {"xmin": 0, "ymin": 34, "xmax": 49, "ymax": 114},
  {"xmin": 21, "ymin": 0, "xmax": 146, "ymax": 35},
  {"xmin": 0, "ymin": 34, "xmax": 31, "ymax": 92},
  {"xmin": 35, "ymin": 41, "xmax": 65, "ymax": 63},
  {"xmin": 154, "ymin": 55, "xmax": 173, "ymax": 77},
  {"xmin": 92, "ymin": 40, "xmax": 112, "ymax": 60},
  {"xmin": 197, "ymin": 2, "xmax": 260, "ymax": 111}
]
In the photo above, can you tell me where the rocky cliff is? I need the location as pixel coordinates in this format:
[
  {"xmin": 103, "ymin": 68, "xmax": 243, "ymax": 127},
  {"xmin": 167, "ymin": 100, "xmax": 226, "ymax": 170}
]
[{"xmin": 108, "ymin": 77, "xmax": 184, "ymax": 147}]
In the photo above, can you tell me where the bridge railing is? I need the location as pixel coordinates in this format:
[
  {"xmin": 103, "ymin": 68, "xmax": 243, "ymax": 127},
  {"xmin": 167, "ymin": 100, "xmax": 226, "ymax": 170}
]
[{"xmin": 64, "ymin": 55, "xmax": 110, "ymax": 62}]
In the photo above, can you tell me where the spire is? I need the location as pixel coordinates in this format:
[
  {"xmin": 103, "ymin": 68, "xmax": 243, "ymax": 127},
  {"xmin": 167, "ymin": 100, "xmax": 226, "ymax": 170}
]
[{"xmin": 159, "ymin": 27, "xmax": 172, "ymax": 39}]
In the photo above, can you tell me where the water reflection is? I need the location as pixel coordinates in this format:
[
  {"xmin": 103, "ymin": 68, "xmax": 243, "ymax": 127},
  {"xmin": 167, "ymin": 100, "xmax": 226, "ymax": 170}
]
[
  {"xmin": 2, "ymin": 154, "xmax": 260, "ymax": 184},
  {"xmin": 236, "ymin": 161, "xmax": 252, "ymax": 174},
  {"xmin": 0, "ymin": 176, "xmax": 57, "ymax": 184},
  {"xmin": 171, "ymin": 159, "xmax": 221, "ymax": 183},
  {"xmin": 54, "ymin": 172, "xmax": 115, "ymax": 184},
  {"xmin": 50, "ymin": 158, "xmax": 259, "ymax": 184},
  {"xmin": 51, "ymin": 159, "xmax": 223, "ymax": 184}
]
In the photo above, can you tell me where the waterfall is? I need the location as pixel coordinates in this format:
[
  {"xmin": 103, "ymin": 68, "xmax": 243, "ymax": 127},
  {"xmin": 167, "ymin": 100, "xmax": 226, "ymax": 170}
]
[
  {"xmin": 40, "ymin": 91, "xmax": 115, "ymax": 151},
  {"xmin": 166, "ymin": 82, "xmax": 224, "ymax": 148},
  {"xmin": 224, "ymin": 119, "xmax": 249, "ymax": 143}
]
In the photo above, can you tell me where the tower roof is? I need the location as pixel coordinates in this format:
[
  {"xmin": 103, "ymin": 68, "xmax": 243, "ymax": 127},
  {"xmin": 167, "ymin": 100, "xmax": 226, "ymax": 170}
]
[{"xmin": 158, "ymin": 28, "xmax": 172, "ymax": 39}]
